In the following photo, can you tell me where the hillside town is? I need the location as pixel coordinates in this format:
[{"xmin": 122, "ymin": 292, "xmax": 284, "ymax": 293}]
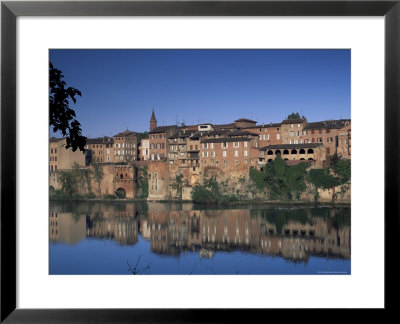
[{"xmin": 49, "ymin": 110, "xmax": 351, "ymax": 201}]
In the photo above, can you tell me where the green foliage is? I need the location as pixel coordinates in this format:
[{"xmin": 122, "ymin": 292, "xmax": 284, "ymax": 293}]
[
  {"xmin": 58, "ymin": 171, "xmax": 78, "ymax": 196},
  {"xmin": 85, "ymin": 191, "xmax": 96, "ymax": 199},
  {"xmin": 307, "ymin": 168, "xmax": 339, "ymax": 204},
  {"xmin": 49, "ymin": 62, "xmax": 86, "ymax": 152},
  {"xmin": 249, "ymin": 155, "xmax": 308, "ymax": 200},
  {"xmin": 137, "ymin": 167, "xmax": 149, "ymax": 198},
  {"xmin": 249, "ymin": 167, "xmax": 266, "ymax": 191},
  {"xmin": 287, "ymin": 112, "xmax": 301, "ymax": 120},
  {"xmin": 170, "ymin": 173, "xmax": 184, "ymax": 199},
  {"xmin": 333, "ymin": 157, "xmax": 351, "ymax": 201},
  {"xmin": 103, "ymin": 193, "xmax": 116, "ymax": 200},
  {"xmin": 334, "ymin": 158, "xmax": 351, "ymax": 184},
  {"xmin": 91, "ymin": 163, "xmax": 104, "ymax": 198},
  {"xmin": 136, "ymin": 132, "xmax": 149, "ymax": 142},
  {"xmin": 191, "ymin": 176, "xmax": 238, "ymax": 204}
]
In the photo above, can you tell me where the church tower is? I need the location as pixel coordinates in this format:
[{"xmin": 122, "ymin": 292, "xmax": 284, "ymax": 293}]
[{"xmin": 150, "ymin": 109, "xmax": 157, "ymax": 131}]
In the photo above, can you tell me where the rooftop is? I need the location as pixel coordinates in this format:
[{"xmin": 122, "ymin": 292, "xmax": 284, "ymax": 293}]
[
  {"xmin": 303, "ymin": 120, "xmax": 349, "ymax": 130},
  {"xmin": 114, "ymin": 129, "xmax": 136, "ymax": 137},
  {"xmin": 201, "ymin": 137, "xmax": 255, "ymax": 144},
  {"xmin": 149, "ymin": 125, "xmax": 178, "ymax": 134},
  {"xmin": 281, "ymin": 118, "xmax": 307, "ymax": 125},
  {"xmin": 234, "ymin": 118, "xmax": 257, "ymax": 123}
]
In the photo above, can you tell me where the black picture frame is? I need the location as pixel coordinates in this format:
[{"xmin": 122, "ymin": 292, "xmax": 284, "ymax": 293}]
[{"xmin": 1, "ymin": 0, "xmax": 398, "ymax": 321}]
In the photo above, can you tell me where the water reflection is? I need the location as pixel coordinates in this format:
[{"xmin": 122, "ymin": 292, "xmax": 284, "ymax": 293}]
[{"xmin": 49, "ymin": 201, "xmax": 350, "ymax": 264}]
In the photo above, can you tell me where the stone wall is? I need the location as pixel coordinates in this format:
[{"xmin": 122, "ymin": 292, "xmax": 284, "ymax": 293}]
[{"xmin": 148, "ymin": 161, "xmax": 170, "ymax": 200}]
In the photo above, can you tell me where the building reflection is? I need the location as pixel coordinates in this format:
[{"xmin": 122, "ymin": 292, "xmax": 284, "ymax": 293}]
[{"xmin": 49, "ymin": 203, "xmax": 350, "ymax": 262}]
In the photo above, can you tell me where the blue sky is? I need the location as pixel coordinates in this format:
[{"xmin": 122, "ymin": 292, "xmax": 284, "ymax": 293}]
[{"xmin": 50, "ymin": 49, "xmax": 350, "ymax": 138}]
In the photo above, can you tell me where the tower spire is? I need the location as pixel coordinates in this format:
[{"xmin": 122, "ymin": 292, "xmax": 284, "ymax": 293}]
[{"xmin": 150, "ymin": 108, "xmax": 157, "ymax": 131}]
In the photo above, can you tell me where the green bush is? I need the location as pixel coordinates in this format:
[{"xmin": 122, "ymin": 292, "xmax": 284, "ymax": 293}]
[{"xmin": 191, "ymin": 176, "xmax": 239, "ymax": 204}]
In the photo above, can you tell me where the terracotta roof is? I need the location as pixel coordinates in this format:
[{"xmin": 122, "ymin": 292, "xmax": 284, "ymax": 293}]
[
  {"xmin": 212, "ymin": 123, "xmax": 237, "ymax": 129},
  {"xmin": 303, "ymin": 120, "xmax": 349, "ymax": 130},
  {"xmin": 281, "ymin": 118, "xmax": 307, "ymax": 124},
  {"xmin": 201, "ymin": 137, "xmax": 254, "ymax": 144},
  {"xmin": 86, "ymin": 137, "xmax": 105, "ymax": 144},
  {"xmin": 169, "ymin": 130, "xmax": 197, "ymax": 139},
  {"xmin": 227, "ymin": 130, "xmax": 258, "ymax": 137},
  {"xmin": 149, "ymin": 125, "xmax": 178, "ymax": 134},
  {"xmin": 114, "ymin": 129, "xmax": 136, "ymax": 137},
  {"xmin": 259, "ymin": 143, "xmax": 323, "ymax": 151},
  {"xmin": 234, "ymin": 118, "xmax": 257, "ymax": 123}
]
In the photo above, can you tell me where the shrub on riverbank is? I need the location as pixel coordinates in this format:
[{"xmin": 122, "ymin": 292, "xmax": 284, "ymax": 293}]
[{"xmin": 191, "ymin": 176, "xmax": 238, "ymax": 204}]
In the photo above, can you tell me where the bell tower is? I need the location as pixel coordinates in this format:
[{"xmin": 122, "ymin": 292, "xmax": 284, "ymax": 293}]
[{"xmin": 150, "ymin": 109, "xmax": 157, "ymax": 132}]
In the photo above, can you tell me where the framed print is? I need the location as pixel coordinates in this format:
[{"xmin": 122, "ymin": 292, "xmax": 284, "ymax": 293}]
[{"xmin": 1, "ymin": 0, "xmax": 399, "ymax": 321}]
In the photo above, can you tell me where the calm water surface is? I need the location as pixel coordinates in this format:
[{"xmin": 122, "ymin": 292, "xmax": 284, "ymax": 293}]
[{"xmin": 49, "ymin": 201, "xmax": 350, "ymax": 275}]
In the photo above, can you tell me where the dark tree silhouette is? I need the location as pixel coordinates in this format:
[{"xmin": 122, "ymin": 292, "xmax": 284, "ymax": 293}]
[
  {"xmin": 287, "ymin": 112, "xmax": 301, "ymax": 120},
  {"xmin": 49, "ymin": 62, "xmax": 86, "ymax": 152}
]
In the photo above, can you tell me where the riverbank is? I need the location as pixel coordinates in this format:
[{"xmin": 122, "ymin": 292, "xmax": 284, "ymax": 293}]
[{"xmin": 49, "ymin": 196, "xmax": 350, "ymax": 207}]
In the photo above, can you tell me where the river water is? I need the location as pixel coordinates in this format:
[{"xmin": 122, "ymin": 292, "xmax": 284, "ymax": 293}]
[{"xmin": 49, "ymin": 201, "xmax": 350, "ymax": 275}]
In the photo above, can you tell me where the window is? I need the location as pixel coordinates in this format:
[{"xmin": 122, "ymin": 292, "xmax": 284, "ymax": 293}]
[
  {"xmin": 235, "ymin": 160, "xmax": 239, "ymax": 165},
  {"xmin": 276, "ymin": 134, "xmax": 280, "ymax": 140},
  {"xmin": 290, "ymin": 131, "xmax": 294, "ymax": 137},
  {"xmin": 50, "ymin": 149, "xmax": 53, "ymax": 154},
  {"xmin": 55, "ymin": 149, "xmax": 57, "ymax": 153},
  {"xmin": 298, "ymin": 124, "xmax": 301, "ymax": 128},
  {"xmin": 244, "ymin": 150, "xmax": 248, "ymax": 157},
  {"xmin": 224, "ymin": 160, "xmax": 227, "ymax": 166},
  {"xmin": 234, "ymin": 142, "xmax": 239, "ymax": 148},
  {"xmin": 211, "ymin": 151, "xmax": 215, "ymax": 157},
  {"xmin": 291, "ymin": 124, "xmax": 294, "ymax": 128},
  {"xmin": 201, "ymin": 152, "xmax": 205, "ymax": 157},
  {"xmin": 244, "ymin": 142, "xmax": 248, "ymax": 148},
  {"xmin": 234, "ymin": 151, "xmax": 238, "ymax": 157},
  {"xmin": 326, "ymin": 129, "xmax": 330, "ymax": 133},
  {"xmin": 259, "ymin": 135, "xmax": 262, "ymax": 140},
  {"xmin": 210, "ymin": 143, "xmax": 214, "ymax": 149},
  {"xmin": 223, "ymin": 151, "xmax": 227, "ymax": 157}
]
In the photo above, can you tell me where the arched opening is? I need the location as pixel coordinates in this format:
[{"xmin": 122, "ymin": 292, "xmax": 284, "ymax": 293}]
[
  {"xmin": 49, "ymin": 185, "xmax": 55, "ymax": 192},
  {"xmin": 283, "ymin": 149, "xmax": 289, "ymax": 155},
  {"xmin": 300, "ymin": 158, "xmax": 305, "ymax": 160},
  {"xmin": 115, "ymin": 188, "xmax": 126, "ymax": 199},
  {"xmin": 284, "ymin": 158, "xmax": 288, "ymax": 161},
  {"xmin": 291, "ymin": 149, "xmax": 297, "ymax": 154},
  {"xmin": 120, "ymin": 174, "xmax": 123, "ymax": 179},
  {"xmin": 267, "ymin": 159, "xmax": 273, "ymax": 163},
  {"xmin": 307, "ymin": 148, "xmax": 314, "ymax": 154},
  {"xmin": 275, "ymin": 150, "xmax": 281, "ymax": 155},
  {"xmin": 267, "ymin": 150, "xmax": 273, "ymax": 155},
  {"xmin": 308, "ymin": 158, "xmax": 314, "ymax": 161},
  {"xmin": 299, "ymin": 149, "xmax": 305, "ymax": 154}
]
